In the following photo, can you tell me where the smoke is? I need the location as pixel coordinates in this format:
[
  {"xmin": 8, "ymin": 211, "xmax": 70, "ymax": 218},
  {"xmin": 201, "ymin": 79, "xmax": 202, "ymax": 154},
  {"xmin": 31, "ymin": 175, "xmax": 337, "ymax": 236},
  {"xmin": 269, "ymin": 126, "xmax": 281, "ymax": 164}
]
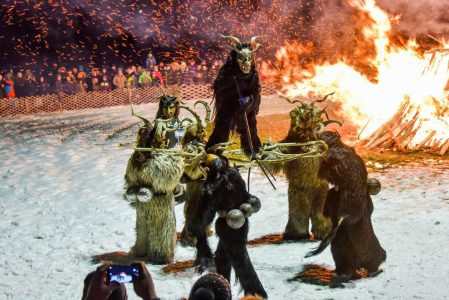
[{"xmin": 378, "ymin": 0, "xmax": 449, "ymax": 36}]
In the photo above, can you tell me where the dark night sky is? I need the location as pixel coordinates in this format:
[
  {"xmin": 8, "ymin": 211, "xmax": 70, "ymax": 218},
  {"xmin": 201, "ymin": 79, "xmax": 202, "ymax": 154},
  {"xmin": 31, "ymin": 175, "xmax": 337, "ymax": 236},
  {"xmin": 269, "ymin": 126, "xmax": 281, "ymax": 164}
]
[
  {"xmin": 0, "ymin": 0, "xmax": 317, "ymax": 70},
  {"xmin": 1, "ymin": 0, "xmax": 448, "ymax": 72}
]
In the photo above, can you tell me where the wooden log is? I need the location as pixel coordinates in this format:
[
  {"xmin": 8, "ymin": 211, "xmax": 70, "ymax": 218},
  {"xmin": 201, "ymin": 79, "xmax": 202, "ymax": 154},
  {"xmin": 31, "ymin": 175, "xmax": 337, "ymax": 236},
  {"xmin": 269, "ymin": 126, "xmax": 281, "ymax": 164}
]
[
  {"xmin": 381, "ymin": 114, "xmax": 416, "ymax": 150},
  {"xmin": 402, "ymin": 119, "xmax": 421, "ymax": 149},
  {"xmin": 366, "ymin": 132, "xmax": 392, "ymax": 150},
  {"xmin": 360, "ymin": 98, "xmax": 411, "ymax": 149},
  {"xmin": 364, "ymin": 125, "xmax": 387, "ymax": 149},
  {"xmin": 396, "ymin": 112, "xmax": 419, "ymax": 149},
  {"xmin": 385, "ymin": 126, "xmax": 405, "ymax": 151},
  {"xmin": 415, "ymin": 130, "xmax": 437, "ymax": 150},
  {"xmin": 430, "ymin": 141, "xmax": 442, "ymax": 152},
  {"xmin": 439, "ymin": 138, "xmax": 449, "ymax": 155}
]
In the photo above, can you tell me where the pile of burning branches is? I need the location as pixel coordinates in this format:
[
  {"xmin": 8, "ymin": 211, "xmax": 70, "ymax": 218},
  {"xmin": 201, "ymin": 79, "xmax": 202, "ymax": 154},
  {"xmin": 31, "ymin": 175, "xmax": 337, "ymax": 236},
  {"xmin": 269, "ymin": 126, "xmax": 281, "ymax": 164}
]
[{"xmin": 357, "ymin": 98, "xmax": 449, "ymax": 155}]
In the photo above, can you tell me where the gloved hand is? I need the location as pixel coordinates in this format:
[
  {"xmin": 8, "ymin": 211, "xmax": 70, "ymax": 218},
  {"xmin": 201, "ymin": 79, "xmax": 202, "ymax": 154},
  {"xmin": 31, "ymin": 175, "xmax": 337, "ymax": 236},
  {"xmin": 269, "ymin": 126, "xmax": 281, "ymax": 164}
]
[{"xmin": 237, "ymin": 95, "xmax": 254, "ymax": 112}]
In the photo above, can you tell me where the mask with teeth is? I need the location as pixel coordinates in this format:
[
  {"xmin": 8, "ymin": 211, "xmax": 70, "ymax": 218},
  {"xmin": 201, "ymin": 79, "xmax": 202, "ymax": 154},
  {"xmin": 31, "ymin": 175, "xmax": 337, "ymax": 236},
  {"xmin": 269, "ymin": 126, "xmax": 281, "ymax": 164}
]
[{"xmin": 221, "ymin": 34, "xmax": 261, "ymax": 75}]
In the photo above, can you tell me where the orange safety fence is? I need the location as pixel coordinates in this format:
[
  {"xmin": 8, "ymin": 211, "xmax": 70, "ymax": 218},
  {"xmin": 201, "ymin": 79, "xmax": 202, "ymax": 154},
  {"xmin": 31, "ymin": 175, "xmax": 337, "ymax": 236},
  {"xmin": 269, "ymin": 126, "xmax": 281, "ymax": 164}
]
[{"xmin": 0, "ymin": 83, "xmax": 279, "ymax": 117}]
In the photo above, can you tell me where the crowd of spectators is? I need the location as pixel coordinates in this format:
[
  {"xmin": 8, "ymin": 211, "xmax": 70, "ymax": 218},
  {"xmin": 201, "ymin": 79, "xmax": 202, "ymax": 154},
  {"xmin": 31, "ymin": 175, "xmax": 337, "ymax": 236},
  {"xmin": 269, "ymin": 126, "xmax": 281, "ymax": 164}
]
[{"xmin": 0, "ymin": 51, "xmax": 228, "ymax": 100}]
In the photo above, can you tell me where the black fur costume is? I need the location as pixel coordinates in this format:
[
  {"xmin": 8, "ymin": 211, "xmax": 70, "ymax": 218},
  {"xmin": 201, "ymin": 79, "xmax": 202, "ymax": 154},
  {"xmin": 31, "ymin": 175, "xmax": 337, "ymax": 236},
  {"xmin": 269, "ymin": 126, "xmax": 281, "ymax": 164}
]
[
  {"xmin": 188, "ymin": 156, "xmax": 267, "ymax": 298},
  {"xmin": 319, "ymin": 131, "xmax": 386, "ymax": 276},
  {"xmin": 205, "ymin": 44, "xmax": 262, "ymax": 155}
]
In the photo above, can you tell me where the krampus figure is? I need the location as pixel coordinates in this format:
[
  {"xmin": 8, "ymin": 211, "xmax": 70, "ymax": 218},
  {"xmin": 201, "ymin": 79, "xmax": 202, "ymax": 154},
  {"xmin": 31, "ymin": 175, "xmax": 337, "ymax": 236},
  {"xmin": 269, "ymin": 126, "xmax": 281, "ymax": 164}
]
[
  {"xmin": 206, "ymin": 35, "xmax": 262, "ymax": 156},
  {"xmin": 126, "ymin": 153, "xmax": 183, "ymax": 264},
  {"xmin": 188, "ymin": 155, "xmax": 267, "ymax": 298},
  {"xmin": 124, "ymin": 94, "xmax": 184, "ymax": 264},
  {"xmin": 278, "ymin": 94, "xmax": 341, "ymax": 240},
  {"xmin": 179, "ymin": 101, "xmax": 211, "ymax": 246},
  {"xmin": 314, "ymin": 131, "xmax": 386, "ymax": 276}
]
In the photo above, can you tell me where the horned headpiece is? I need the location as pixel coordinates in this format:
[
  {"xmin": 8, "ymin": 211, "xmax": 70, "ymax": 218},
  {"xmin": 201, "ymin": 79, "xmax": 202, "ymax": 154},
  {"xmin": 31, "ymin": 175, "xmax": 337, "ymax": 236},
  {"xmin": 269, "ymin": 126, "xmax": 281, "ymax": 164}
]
[
  {"xmin": 220, "ymin": 34, "xmax": 261, "ymax": 74},
  {"xmin": 283, "ymin": 92, "xmax": 343, "ymax": 139},
  {"xmin": 156, "ymin": 86, "xmax": 180, "ymax": 119}
]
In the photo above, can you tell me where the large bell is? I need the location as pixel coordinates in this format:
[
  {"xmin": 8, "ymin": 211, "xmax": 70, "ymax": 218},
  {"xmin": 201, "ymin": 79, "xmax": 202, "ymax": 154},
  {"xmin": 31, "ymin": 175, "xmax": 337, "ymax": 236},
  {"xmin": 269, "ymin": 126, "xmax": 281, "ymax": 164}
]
[
  {"xmin": 226, "ymin": 209, "xmax": 246, "ymax": 229},
  {"xmin": 367, "ymin": 178, "xmax": 381, "ymax": 195},
  {"xmin": 239, "ymin": 203, "xmax": 254, "ymax": 217},
  {"xmin": 248, "ymin": 195, "xmax": 261, "ymax": 213},
  {"xmin": 136, "ymin": 187, "xmax": 153, "ymax": 202}
]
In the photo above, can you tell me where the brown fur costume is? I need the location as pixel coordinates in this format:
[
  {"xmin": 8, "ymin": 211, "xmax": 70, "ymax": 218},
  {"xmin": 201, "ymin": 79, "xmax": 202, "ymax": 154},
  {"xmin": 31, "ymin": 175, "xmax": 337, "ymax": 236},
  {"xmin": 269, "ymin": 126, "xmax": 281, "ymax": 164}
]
[
  {"xmin": 282, "ymin": 154, "xmax": 331, "ymax": 240},
  {"xmin": 124, "ymin": 93, "xmax": 185, "ymax": 262},
  {"xmin": 319, "ymin": 131, "xmax": 386, "ymax": 275},
  {"xmin": 179, "ymin": 102, "xmax": 211, "ymax": 246},
  {"xmin": 180, "ymin": 143, "xmax": 206, "ymax": 246},
  {"xmin": 271, "ymin": 94, "xmax": 342, "ymax": 240},
  {"xmin": 276, "ymin": 114, "xmax": 332, "ymax": 239},
  {"xmin": 125, "ymin": 152, "xmax": 183, "ymax": 264}
]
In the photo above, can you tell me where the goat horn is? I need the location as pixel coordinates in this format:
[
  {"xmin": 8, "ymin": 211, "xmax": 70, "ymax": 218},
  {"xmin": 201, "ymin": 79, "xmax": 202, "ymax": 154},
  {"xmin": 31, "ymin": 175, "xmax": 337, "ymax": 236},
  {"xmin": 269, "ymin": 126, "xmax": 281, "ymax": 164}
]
[
  {"xmin": 323, "ymin": 120, "xmax": 343, "ymax": 127},
  {"xmin": 319, "ymin": 106, "xmax": 330, "ymax": 120},
  {"xmin": 181, "ymin": 105, "xmax": 202, "ymax": 128},
  {"xmin": 281, "ymin": 96, "xmax": 302, "ymax": 105},
  {"xmin": 311, "ymin": 92, "xmax": 335, "ymax": 106},
  {"xmin": 220, "ymin": 34, "xmax": 242, "ymax": 47},
  {"xmin": 130, "ymin": 104, "xmax": 151, "ymax": 126},
  {"xmin": 194, "ymin": 100, "xmax": 211, "ymax": 125},
  {"xmin": 250, "ymin": 36, "xmax": 262, "ymax": 52}
]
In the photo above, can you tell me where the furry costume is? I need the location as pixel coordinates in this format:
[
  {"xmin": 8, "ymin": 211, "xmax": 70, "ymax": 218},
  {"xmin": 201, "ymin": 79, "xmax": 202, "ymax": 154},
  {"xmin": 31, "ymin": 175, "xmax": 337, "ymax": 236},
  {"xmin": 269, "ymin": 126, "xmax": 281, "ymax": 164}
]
[
  {"xmin": 274, "ymin": 96, "xmax": 341, "ymax": 240},
  {"xmin": 206, "ymin": 36, "xmax": 262, "ymax": 156},
  {"xmin": 179, "ymin": 140, "xmax": 207, "ymax": 246},
  {"xmin": 125, "ymin": 153, "xmax": 183, "ymax": 264},
  {"xmin": 318, "ymin": 131, "xmax": 386, "ymax": 275},
  {"xmin": 124, "ymin": 96, "xmax": 184, "ymax": 264},
  {"xmin": 179, "ymin": 102, "xmax": 211, "ymax": 246},
  {"xmin": 282, "ymin": 154, "xmax": 330, "ymax": 240},
  {"xmin": 188, "ymin": 156, "xmax": 267, "ymax": 298}
]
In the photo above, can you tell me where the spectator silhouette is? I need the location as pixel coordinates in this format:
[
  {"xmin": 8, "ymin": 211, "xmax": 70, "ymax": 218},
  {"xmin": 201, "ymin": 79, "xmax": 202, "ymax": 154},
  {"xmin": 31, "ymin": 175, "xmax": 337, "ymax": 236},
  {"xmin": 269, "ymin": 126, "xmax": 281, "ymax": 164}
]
[
  {"xmin": 138, "ymin": 69, "xmax": 152, "ymax": 88},
  {"xmin": 37, "ymin": 76, "xmax": 51, "ymax": 95},
  {"xmin": 145, "ymin": 51, "xmax": 157, "ymax": 69},
  {"xmin": 15, "ymin": 72, "xmax": 27, "ymax": 97},
  {"xmin": 0, "ymin": 74, "xmax": 6, "ymax": 98},
  {"xmin": 100, "ymin": 75, "xmax": 112, "ymax": 92},
  {"xmin": 54, "ymin": 74, "xmax": 64, "ymax": 95},
  {"xmin": 113, "ymin": 68, "xmax": 127, "ymax": 90},
  {"xmin": 152, "ymin": 66, "xmax": 164, "ymax": 87},
  {"xmin": 76, "ymin": 78, "xmax": 88, "ymax": 93}
]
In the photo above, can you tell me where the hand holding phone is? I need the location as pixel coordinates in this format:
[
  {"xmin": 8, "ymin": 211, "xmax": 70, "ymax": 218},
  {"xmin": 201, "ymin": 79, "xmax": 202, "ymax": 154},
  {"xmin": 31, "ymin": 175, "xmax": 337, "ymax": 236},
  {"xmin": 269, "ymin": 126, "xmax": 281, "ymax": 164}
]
[
  {"xmin": 132, "ymin": 261, "xmax": 158, "ymax": 300},
  {"xmin": 84, "ymin": 263, "xmax": 125, "ymax": 300},
  {"xmin": 107, "ymin": 264, "xmax": 140, "ymax": 284}
]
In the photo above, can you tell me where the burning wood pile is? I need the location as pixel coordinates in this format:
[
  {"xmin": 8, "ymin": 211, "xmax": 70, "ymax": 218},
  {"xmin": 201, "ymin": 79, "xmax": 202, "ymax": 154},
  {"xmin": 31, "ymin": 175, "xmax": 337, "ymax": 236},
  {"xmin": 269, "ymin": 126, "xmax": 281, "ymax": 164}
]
[
  {"xmin": 265, "ymin": 0, "xmax": 449, "ymax": 156},
  {"xmin": 357, "ymin": 48, "xmax": 449, "ymax": 155},
  {"xmin": 357, "ymin": 98, "xmax": 449, "ymax": 155}
]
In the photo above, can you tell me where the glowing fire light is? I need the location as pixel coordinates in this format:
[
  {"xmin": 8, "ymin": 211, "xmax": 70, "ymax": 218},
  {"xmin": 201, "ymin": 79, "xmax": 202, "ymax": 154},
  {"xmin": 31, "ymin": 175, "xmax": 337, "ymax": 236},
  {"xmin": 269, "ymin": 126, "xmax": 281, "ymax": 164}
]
[{"xmin": 274, "ymin": 0, "xmax": 449, "ymax": 150}]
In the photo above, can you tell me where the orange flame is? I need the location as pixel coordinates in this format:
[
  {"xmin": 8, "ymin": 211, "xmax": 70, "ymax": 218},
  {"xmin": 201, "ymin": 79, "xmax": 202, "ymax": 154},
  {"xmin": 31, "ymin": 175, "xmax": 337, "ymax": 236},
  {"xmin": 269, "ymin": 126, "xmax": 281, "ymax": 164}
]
[{"xmin": 271, "ymin": 0, "xmax": 449, "ymax": 150}]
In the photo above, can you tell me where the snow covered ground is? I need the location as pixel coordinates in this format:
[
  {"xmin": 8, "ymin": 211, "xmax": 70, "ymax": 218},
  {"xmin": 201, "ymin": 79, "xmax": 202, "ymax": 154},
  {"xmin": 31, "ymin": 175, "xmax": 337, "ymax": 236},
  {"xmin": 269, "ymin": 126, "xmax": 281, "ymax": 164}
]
[{"xmin": 1, "ymin": 98, "xmax": 449, "ymax": 300}]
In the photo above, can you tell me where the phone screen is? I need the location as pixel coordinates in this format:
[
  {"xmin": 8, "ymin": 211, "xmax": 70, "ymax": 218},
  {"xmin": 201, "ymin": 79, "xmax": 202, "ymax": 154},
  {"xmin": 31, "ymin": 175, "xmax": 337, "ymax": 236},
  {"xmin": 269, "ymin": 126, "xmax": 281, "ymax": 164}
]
[{"xmin": 107, "ymin": 265, "xmax": 140, "ymax": 284}]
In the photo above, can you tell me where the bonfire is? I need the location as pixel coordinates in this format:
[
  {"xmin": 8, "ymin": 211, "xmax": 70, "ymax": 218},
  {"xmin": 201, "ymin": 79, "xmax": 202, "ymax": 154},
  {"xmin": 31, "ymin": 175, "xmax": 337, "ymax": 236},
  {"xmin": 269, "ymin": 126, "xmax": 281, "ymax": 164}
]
[{"xmin": 267, "ymin": 0, "xmax": 449, "ymax": 155}]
